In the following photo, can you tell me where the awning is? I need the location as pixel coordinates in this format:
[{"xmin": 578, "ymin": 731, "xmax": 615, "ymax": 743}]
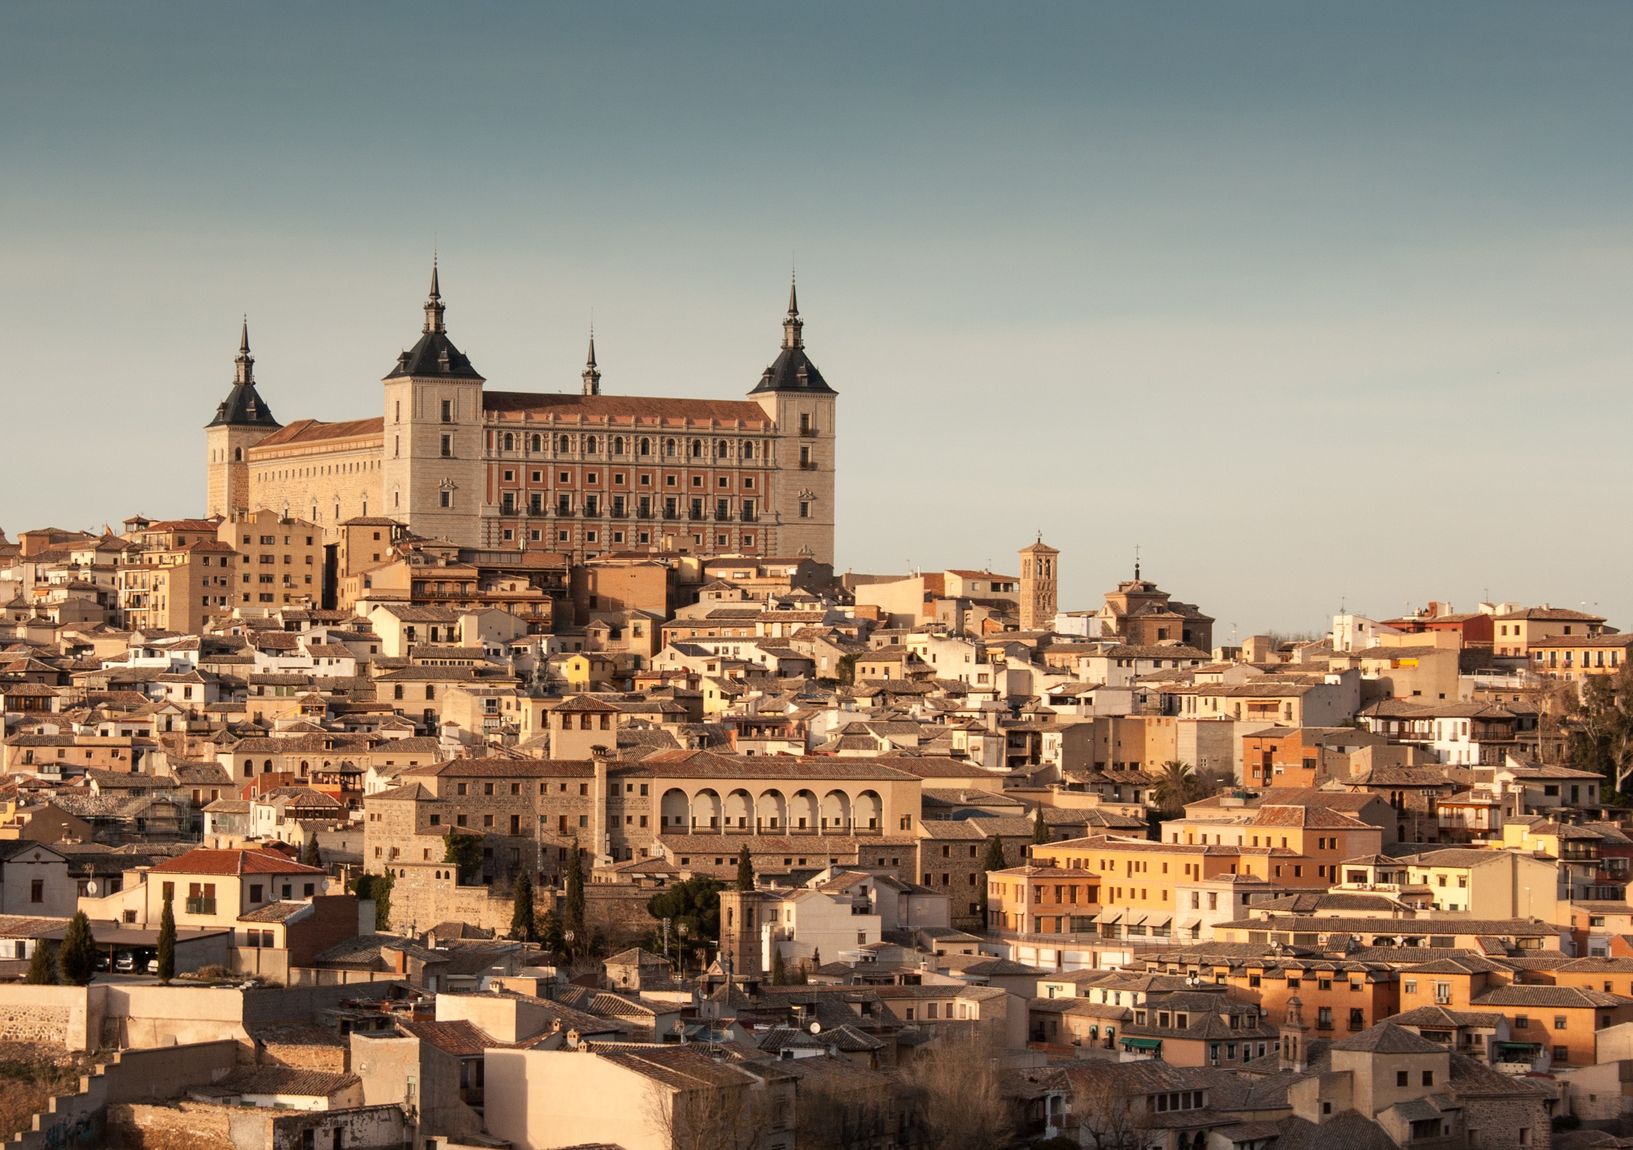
[
  {"xmin": 1494, "ymin": 1042, "xmax": 1543, "ymax": 1055},
  {"xmin": 1120, "ymin": 1037, "xmax": 1163, "ymax": 1051},
  {"xmin": 1125, "ymin": 914, "xmax": 1148, "ymax": 927},
  {"xmin": 1098, "ymin": 910, "xmax": 1124, "ymax": 925},
  {"xmin": 1149, "ymin": 915, "xmax": 1173, "ymax": 927}
]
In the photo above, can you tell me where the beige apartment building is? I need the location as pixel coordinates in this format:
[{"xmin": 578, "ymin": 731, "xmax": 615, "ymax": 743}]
[
  {"xmin": 205, "ymin": 267, "xmax": 838, "ymax": 563},
  {"xmin": 217, "ymin": 509, "xmax": 324, "ymax": 611},
  {"xmin": 117, "ymin": 536, "xmax": 237, "ymax": 634},
  {"xmin": 1492, "ymin": 605, "xmax": 1606, "ymax": 659}
]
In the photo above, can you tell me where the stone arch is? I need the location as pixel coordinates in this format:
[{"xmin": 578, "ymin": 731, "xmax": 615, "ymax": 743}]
[
  {"xmin": 821, "ymin": 790, "xmax": 852, "ymax": 831},
  {"xmin": 502, "ymin": 432, "xmax": 514, "ymax": 452},
  {"xmin": 724, "ymin": 789, "xmax": 754, "ymax": 831},
  {"xmin": 855, "ymin": 789, "xmax": 883, "ymax": 830},
  {"xmin": 664, "ymin": 438, "xmax": 677, "ymax": 457},
  {"xmin": 613, "ymin": 436, "xmax": 626, "ymax": 455},
  {"xmin": 715, "ymin": 439, "xmax": 728, "ymax": 458},
  {"xmin": 530, "ymin": 434, "xmax": 542, "ymax": 452},
  {"xmin": 661, "ymin": 788, "xmax": 689, "ymax": 830},
  {"xmin": 790, "ymin": 789, "xmax": 818, "ymax": 831},
  {"xmin": 558, "ymin": 434, "xmax": 571, "ymax": 453},
  {"xmin": 692, "ymin": 788, "xmax": 722, "ymax": 830},
  {"xmin": 585, "ymin": 435, "xmax": 598, "ymax": 454},
  {"xmin": 757, "ymin": 789, "xmax": 787, "ymax": 831},
  {"xmin": 689, "ymin": 439, "xmax": 702, "ymax": 458},
  {"xmin": 742, "ymin": 441, "xmax": 754, "ymax": 460},
  {"xmin": 639, "ymin": 437, "xmax": 652, "ymax": 456}
]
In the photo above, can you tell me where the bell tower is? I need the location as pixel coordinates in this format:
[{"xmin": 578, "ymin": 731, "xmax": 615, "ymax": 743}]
[
  {"xmin": 205, "ymin": 319, "xmax": 280, "ymax": 517},
  {"xmin": 1019, "ymin": 536, "xmax": 1060, "ymax": 631}
]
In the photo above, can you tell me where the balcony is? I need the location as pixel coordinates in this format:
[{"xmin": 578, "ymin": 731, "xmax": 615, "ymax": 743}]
[
  {"xmin": 609, "ymin": 510, "xmax": 628, "ymax": 519},
  {"xmin": 798, "ymin": 427, "xmax": 818, "ymax": 437},
  {"xmin": 798, "ymin": 461, "xmax": 819, "ymax": 471},
  {"xmin": 740, "ymin": 512, "xmax": 757, "ymax": 523},
  {"xmin": 555, "ymin": 508, "xmax": 576, "ymax": 518},
  {"xmin": 186, "ymin": 898, "xmax": 217, "ymax": 915}
]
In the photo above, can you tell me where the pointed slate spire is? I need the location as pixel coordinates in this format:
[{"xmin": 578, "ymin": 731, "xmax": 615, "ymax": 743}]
[
  {"xmin": 424, "ymin": 255, "xmax": 446, "ymax": 334},
  {"xmin": 234, "ymin": 316, "xmax": 254, "ymax": 385},
  {"xmin": 582, "ymin": 326, "xmax": 601, "ymax": 396},
  {"xmin": 207, "ymin": 317, "xmax": 278, "ymax": 428},
  {"xmin": 782, "ymin": 271, "xmax": 803, "ymax": 351}
]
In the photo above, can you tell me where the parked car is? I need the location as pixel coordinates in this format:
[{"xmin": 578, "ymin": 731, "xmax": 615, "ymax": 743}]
[{"xmin": 114, "ymin": 952, "xmax": 136, "ymax": 973}]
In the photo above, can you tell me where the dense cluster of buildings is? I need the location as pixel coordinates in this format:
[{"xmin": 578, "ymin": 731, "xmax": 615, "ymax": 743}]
[{"xmin": 1, "ymin": 280, "xmax": 1631, "ymax": 1149}]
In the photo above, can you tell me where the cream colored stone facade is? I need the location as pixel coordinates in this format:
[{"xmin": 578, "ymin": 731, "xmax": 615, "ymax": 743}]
[{"xmin": 206, "ymin": 269, "xmax": 837, "ymax": 561}]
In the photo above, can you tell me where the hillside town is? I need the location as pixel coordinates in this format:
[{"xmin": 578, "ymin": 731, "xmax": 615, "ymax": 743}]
[{"xmin": 0, "ymin": 491, "xmax": 1631, "ymax": 1150}]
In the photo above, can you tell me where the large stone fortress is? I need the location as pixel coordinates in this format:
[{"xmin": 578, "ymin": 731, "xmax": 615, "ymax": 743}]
[{"xmin": 205, "ymin": 265, "xmax": 838, "ymax": 563}]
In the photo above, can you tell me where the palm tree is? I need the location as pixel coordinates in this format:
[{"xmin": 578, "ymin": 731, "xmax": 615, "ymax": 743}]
[{"xmin": 1151, "ymin": 760, "xmax": 1202, "ymax": 814}]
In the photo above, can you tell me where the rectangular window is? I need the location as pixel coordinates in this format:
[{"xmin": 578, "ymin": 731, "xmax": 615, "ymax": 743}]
[{"xmin": 440, "ymin": 434, "xmax": 453, "ymax": 457}]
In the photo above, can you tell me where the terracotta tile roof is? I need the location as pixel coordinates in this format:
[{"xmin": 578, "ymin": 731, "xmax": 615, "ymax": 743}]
[
  {"xmin": 252, "ymin": 417, "xmax": 385, "ymax": 448},
  {"xmin": 149, "ymin": 845, "xmax": 325, "ymax": 876}
]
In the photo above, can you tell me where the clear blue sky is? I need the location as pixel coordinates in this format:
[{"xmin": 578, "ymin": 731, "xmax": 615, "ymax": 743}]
[{"xmin": 3, "ymin": 2, "xmax": 1630, "ymax": 635}]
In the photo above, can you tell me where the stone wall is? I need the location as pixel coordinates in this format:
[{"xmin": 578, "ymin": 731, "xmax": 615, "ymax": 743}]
[
  {"xmin": 0, "ymin": 984, "xmax": 102, "ymax": 1051},
  {"xmin": 377, "ymin": 861, "xmax": 517, "ymax": 934},
  {"xmin": 10, "ymin": 1040, "xmax": 239, "ymax": 1150},
  {"xmin": 106, "ymin": 1101, "xmax": 234, "ymax": 1150},
  {"xmin": 586, "ymin": 884, "xmax": 658, "ymax": 949}
]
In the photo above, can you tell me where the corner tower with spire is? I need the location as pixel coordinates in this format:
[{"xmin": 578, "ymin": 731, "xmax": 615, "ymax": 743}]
[
  {"xmin": 751, "ymin": 274, "xmax": 838, "ymax": 562},
  {"xmin": 381, "ymin": 258, "xmax": 487, "ymax": 547},
  {"xmin": 205, "ymin": 319, "xmax": 282, "ymax": 517}
]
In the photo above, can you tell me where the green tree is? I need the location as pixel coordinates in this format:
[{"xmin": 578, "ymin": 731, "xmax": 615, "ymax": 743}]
[
  {"xmin": 58, "ymin": 911, "xmax": 96, "ymax": 986},
  {"xmin": 1031, "ymin": 806, "xmax": 1049, "ymax": 846},
  {"xmin": 645, "ymin": 875, "xmax": 721, "ymax": 971},
  {"xmin": 735, "ymin": 846, "xmax": 755, "ymax": 892},
  {"xmin": 443, "ymin": 831, "xmax": 484, "ymax": 884},
  {"xmin": 976, "ymin": 834, "xmax": 1007, "ymax": 920},
  {"xmin": 1150, "ymin": 760, "xmax": 1203, "ymax": 814},
  {"xmin": 1564, "ymin": 665, "xmax": 1633, "ymax": 794},
  {"xmin": 510, "ymin": 873, "xmax": 538, "ymax": 942},
  {"xmin": 836, "ymin": 652, "xmax": 858, "ymax": 685},
  {"xmin": 563, "ymin": 838, "xmax": 587, "ymax": 956},
  {"xmin": 353, "ymin": 871, "xmax": 393, "ymax": 931},
  {"xmin": 156, "ymin": 891, "xmax": 177, "ymax": 983},
  {"xmin": 770, "ymin": 944, "xmax": 787, "ymax": 986},
  {"xmin": 300, "ymin": 837, "xmax": 322, "ymax": 869},
  {"xmin": 25, "ymin": 942, "xmax": 55, "ymax": 985}
]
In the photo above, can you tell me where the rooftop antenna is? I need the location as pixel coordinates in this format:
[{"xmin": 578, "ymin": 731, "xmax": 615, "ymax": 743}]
[{"xmin": 1134, "ymin": 544, "xmax": 1141, "ymax": 581}]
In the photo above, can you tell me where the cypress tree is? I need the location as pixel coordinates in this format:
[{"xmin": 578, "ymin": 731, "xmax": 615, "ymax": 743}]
[
  {"xmin": 1032, "ymin": 806, "xmax": 1049, "ymax": 847},
  {"xmin": 58, "ymin": 911, "xmax": 96, "ymax": 986},
  {"xmin": 300, "ymin": 837, "xmax": 322, "ymax": 869},
  {"xmin": 25, "ymin": 942, "xmax": 55, "ymax": 985},
  {"xmin": 156, "ymin": 891, "xmax": 177, "ymax": 983},
  {"xmin": 563, "ymin": 838, "xmax": 586, "ymax": 956},
  {"xmin": 976, "ymin": 835, "xmax": 1007, "ymax": 919},
  {"xmin": 510, "ymin": 873, "xmax": 538, "ymax": 942},
  {"xmin": 770, "ymin": 945, "xmax": 787, "ymax": 986},
  {"xmin": 735, "ymin": 846, "xmax": 754, "ymax": 892}
]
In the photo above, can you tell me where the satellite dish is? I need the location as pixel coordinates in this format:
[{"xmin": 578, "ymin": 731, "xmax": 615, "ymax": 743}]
[
  {"xmin": 84, "ymin": 881, "xmax": 98, "ymax": 895},
  {"xmin": 809, "ymin": 1021, "xmax": 821, "ymax": 1035}
]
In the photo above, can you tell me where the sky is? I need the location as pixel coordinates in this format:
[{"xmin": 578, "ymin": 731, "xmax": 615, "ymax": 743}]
[{"xmin": 2, "ymin": 2, "xmax": 1631, "ymax": 636}]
